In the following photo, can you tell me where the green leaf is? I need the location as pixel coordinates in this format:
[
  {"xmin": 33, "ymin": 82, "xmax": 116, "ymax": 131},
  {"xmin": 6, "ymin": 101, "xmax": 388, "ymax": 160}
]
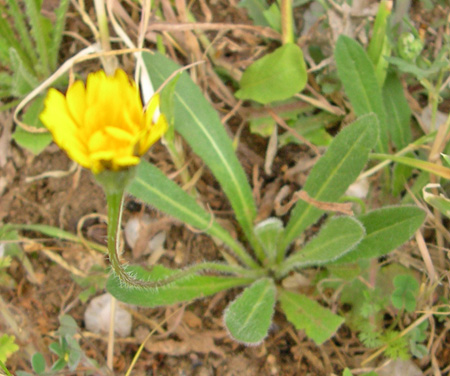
[
  {"xmin": 0, "ymin": 360, "xmax": 14, "ymax": 376},
  {"xmin": 58, "ymin": 315, "xmax": 78, "ymax": 337},
  {"xmin": 142, "ymin": 52, "xmax": 260, "ymax": 256},
  {"xmin": 12, "ymin": 96, "xmax": 52, "ymax": 154},
  {"xmin": 49, "ymin": 342, "xmax": 64, "ymax": 357},
  {"xmin": 392, "ymin": 156, "xmax": 414, "ymax": 196},
  {"xmin": 385, "ymin": 56, "xmax": 446, "ymax": 80},
  {"xmin": 280, "ymin": 217, "xmax": 365, "ymax": 275},
  {"xmin": 239, "ymin": 0, "xmax": 271, "ymax": 27},
  {"xmin": 391, "ymin": 274, "xmax": 419, "ymax": 312},
  {"xmin": 0, "ymin": 9, "xmax": 33, "ymax": 69},
  {"xmin": 278, "ymin": 111, "xmax": 338, "ymax": 147},
  {"xmin": 31, "ymin": 352, "xmax": 46, "ymax": 374},
  {"xmin": 343, "ymin": 369, "xmax": 353, "ymax": 376},
  {"xmin": 0, "ymin": 335, "xmax": 19, "ymax": 363},
  {"xmin": 423, "ymin": 183, "xmax": 450, "ymax": 219},
  {"xmin": 367, "ymin": 0, "xmax": 391, "ymax": 86},
  {"xmin": 51, "ymin": 358, "xmax": 67, "ymax": 372},
  {"xmin": 107, "ymin": 265, "xmax": 252, "ymax": 307},
  {"xmin": 130, "ymin": 161, "xmax": 257, "ymax": 268},
  {"xmin": 24, "ymin": 0, "xmax": 50, "ymax": 76},
  {"xmin": 335, "ymin": 35, "xmax": 387, "ymax": 153},
  {"xmin": 282, "ymin": 114, "xmax": 379, "ymax": 250},
  {"xmin": 9, "ymin": 48, "xmax": 39, "ymax": 96},
  {"xmin": 5, "ymin": 0, "xmax": 38, "ymax": 68},
  {"xmin": 66, "ymin": 337, "xmax": 82, "ymax": 371},
  {"xmin": 224, "ymin": 278, "xmax": 276, "ymax": 344},
  {"xmin": 49, "ymin": 0, "xmax": 69, "ymax": 70},
  {"xmin": 367, "ymin": 0, "xmax": 390, "ymax": 61},
  {"xmin": 336, "ymin": 206, "xmax": 425, "ymax": 262},
  {"xmin": 383, "ymin": 73, "xmax": 412, "ymax": 149},
  {"xmin": 279, "ymin": 289, "xmax": 344, "ymax": 345},
  {"xmin": 262, "ymin": 3, "xmax": 281, "ymax": 32},
  {"xmin": 442, "ymin": 153, "xmax": 450, "ymax": 167},
  {"xmin": 159, "ymin": 73, "xmax": 180, "ymax": 144},
  {"xmin": 235, "ymin": 43, "xmax": 307, "ymax": 104},
  {"xmin": 254, "ymin": 217, "xmax": 284, "ymax": 261}
]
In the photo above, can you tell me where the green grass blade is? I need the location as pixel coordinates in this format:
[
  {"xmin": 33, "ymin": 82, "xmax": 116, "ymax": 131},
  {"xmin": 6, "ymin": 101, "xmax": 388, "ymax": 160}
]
[
  {"xmin": 5, "ymin": 0, "xmax": 38, "ymax": 67},
  {"xmin": 129, "ymin": 161, "xmax": 259, "ymax": 268},
  {"xmin": 281, "ymin": 114, "xmax": 379, "ymax": 251},
  {"xmin": 142, "ymin": 52, "xmax": 261, "ymax": 257},
  {"xmin": 335, "ymin": 35, "xmax": 387, "ymax": 153},
  {"xmin": 49, "ymin": 0, "xmax": 70, "ymax": 70},
  {"xmin": 8, "ymin": 223, "xmax": 106, "ymax": 253},
  {"xmin": 24, "ymin": 0, "xmax": 50, "ymax": 76}
]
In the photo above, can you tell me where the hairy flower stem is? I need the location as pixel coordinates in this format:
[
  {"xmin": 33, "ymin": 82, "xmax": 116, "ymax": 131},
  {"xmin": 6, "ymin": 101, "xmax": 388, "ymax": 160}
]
[{"xmin": 105, "ymin": 184, "xmax": 261, "ymax": 289}]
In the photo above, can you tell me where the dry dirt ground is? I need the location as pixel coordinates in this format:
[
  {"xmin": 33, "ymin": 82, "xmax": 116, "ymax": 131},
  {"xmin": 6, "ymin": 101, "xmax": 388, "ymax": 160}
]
[{"xmin": 1, "ymin": 0, "xmax": 450, "ymax": 375}]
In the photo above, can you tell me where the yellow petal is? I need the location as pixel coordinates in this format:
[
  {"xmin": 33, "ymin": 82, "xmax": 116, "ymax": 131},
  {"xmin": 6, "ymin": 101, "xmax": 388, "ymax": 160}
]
[
  {"xmin": 104, "ymin": 127, "xmax": 135, "ymax": 142},
  {"xmin": 66, "ymin": 80, "xmax": 86, "ymax": 126},
  {"xmin": 86, "ymin": 70, "xmax": 107, "ymax": 105},
  {"xmin": 90, "ymin": 150, "xmax": 116, "ymax": 162},
  {"xmin": 40, "ymin": 89, "xmax": 78, "ymax": 146},
  {"xmin": 139, "ymin": 114, "xmax": 168, "ymax": 155},
  {"xmin": 145, "ymin": 94, "xmax": 160, "ymax": 119},
  {"xmin": 113, "ymin": 155, "xmax": 140, "ymax": 168},
  {"xmin": 88, "ymin": 129, "xmax": 109, "ymax": 153},
  {"xmin": 66, "ymin": 146, "xmax": 91, "ymax": 168}
]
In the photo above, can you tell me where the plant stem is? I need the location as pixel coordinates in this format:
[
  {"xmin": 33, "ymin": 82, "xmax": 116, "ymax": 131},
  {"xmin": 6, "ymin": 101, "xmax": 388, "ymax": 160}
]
[
  {"xmin": 105, "ymin": 189, "xmax": 260, "ymax": 288},
  {"xmin": 281, "ymin": 0, "xmax": 294, "ymax": 45},
  {"xmin": 93, "ymin": 0, "xmax": 117, "ymax": 74}
]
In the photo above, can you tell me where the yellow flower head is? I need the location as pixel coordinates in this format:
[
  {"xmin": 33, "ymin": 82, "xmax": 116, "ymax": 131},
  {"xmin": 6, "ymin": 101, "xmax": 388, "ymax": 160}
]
[{"xmin": 40, "ymin": 69, "xmax": 168, "ymax": 174}]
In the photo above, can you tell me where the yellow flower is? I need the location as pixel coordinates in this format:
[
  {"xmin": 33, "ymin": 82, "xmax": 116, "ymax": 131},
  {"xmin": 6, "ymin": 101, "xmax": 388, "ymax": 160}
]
[{"xmin": 40, "ymin": 69, "xmax": 168, "ymax": 174}]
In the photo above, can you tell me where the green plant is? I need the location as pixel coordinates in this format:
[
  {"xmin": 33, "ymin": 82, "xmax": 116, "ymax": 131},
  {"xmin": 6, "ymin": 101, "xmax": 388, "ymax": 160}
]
[
  {"xmin": 336, "ymin": 263, "xmax": 428, "ymax": 360},
  {"xmin": 0, "ymin": 335, "xmax": 19, "ymax": 365},
  {"xmin": 0, "ymin": 0, "xmax": 70, "ymax": 153},
  {"xmin": 343, "ymin": 368, "xmax": 378, "ymax": 376},
  {"xmin": 105, "ymin": 51, "xmax": 425, "ymax": 345},
  {"xmin": 16, "ymin": 315, "xmax": 98, "ymax": 375}
]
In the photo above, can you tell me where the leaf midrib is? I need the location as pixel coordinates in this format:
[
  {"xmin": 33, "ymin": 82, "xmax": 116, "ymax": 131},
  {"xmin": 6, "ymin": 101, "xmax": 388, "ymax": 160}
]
[{"xmin": 284, "ymin": 124, "xmax": 371, "ymax": 246}]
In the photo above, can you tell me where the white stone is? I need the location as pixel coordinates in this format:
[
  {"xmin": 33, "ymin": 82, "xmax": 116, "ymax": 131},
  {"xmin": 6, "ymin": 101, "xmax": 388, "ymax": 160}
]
[
  {"xmin": 124, "ymin": 215, "xmax": 166, "ymax": 255},
  {"xmin": 346, "ymin": 179, "xmax": 369, "ymax": 199},
  {"xmin": 84, "ymin": 293, "xmax": 132, "ymax": 337},
  {"xmin": 377, "ymin": 359, "xmax": 424, "ymax": 376}
]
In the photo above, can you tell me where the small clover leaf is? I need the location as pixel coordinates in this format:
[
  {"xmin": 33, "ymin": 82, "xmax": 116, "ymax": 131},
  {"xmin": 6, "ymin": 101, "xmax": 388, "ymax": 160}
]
[
  {"xmin": 391, "ymin": 275, "xmax": 419, "ymax": 312},
  {"xmin": 0, "ymin": 335, "xmax": 19, "ymax": 363}
]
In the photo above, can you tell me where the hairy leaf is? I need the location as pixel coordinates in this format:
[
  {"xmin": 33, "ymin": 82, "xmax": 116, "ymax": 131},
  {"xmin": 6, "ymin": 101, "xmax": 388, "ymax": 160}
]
[
  {"xmin": 280, "ymin": 216, "xmax": 365, "ymax": 275},
  {"xmin": 279, "ymin": 289, "xmax": 344, "ymax": 345},
  {"xmin": 336, "ymin": 206, "xmax": 425, "ymax": 262},
  {"xmin": 107, "ymin": 265, "xmax": 252, "ymax": 307},
  {"xmin": 224, "ymin": 278, "xmax": 276, "ymax": 344},
  {"xmin": 282, "ymin": 114, "xmax": 378, "ymax": 250},
  {"xmin": 383, "ymin": 73, "xmax": 412, "ymax": 149},
  {"xmin": 335, "ymin": 35, "xmax": 387, "ymax": 152},
  {"xmin": 130, "ymin": 161, "xmax": 257, "ymax": 268},
  {"xmin": 142, "ymin": 52, "xmax": 260, "ymax": 255}
]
